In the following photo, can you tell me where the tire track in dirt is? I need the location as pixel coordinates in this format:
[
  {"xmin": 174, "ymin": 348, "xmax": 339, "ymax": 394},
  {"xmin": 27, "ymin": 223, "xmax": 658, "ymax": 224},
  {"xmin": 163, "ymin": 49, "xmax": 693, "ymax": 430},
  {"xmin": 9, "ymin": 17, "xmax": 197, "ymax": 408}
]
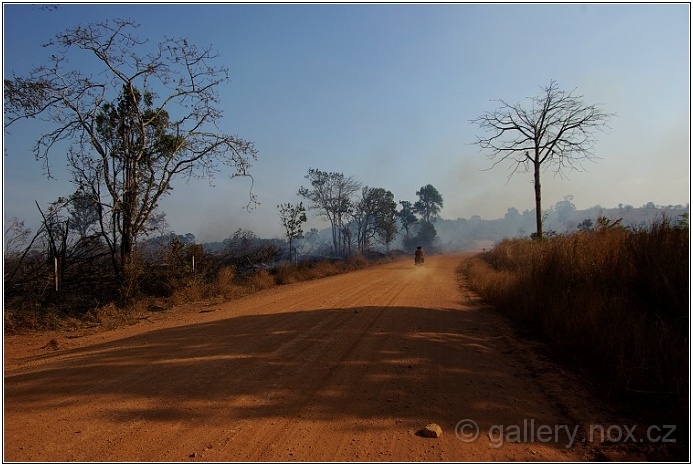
[
  {"xmin": 202, "ymin": 267, "xmax": 419, "ymax": 461},
  {"xmin": 4, "ymin": 254, "xmax": 648, "ymax": 461}
]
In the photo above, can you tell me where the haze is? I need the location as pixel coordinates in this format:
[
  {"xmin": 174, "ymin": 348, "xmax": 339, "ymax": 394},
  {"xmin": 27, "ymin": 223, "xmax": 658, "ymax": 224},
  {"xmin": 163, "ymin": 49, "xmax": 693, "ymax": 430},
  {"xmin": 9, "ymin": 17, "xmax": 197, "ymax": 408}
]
[{"xmin": 3, "ymin": 4, "xmax": 690, "ymax": 243}]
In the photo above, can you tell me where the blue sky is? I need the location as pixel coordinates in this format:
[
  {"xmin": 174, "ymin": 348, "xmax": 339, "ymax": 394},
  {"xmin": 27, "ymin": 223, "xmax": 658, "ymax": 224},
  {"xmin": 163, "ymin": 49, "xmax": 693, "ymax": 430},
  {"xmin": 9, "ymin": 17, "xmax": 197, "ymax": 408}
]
[{"xmin": 3, "ymin": 3, "xmax": 690, "ymax": 242}]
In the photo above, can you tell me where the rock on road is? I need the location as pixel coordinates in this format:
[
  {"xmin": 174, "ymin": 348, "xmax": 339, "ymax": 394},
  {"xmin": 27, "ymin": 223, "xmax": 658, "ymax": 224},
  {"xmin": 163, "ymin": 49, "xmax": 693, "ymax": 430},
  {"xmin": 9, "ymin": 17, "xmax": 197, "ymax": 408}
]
[{"xmin": 4, "ymin": 254, "xmax": 637, "ymax": 461}]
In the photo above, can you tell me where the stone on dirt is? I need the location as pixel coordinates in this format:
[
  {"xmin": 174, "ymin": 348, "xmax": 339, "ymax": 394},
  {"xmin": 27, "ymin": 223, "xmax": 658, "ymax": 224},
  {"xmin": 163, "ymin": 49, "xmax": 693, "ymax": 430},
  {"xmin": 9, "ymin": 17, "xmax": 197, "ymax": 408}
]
[
  {"xmin": 418, "ymin": 423, "xmax": 443, "ymax": 438},
  {"xmin": 43, "ymin": 339, "xmax": 59, "ymax": 351}
]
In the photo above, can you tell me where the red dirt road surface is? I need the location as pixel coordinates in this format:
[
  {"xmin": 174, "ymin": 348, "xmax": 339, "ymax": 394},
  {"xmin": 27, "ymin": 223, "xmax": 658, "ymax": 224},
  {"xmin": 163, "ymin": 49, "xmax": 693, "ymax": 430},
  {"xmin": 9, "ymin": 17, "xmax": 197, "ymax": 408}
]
[{"xmin": 4, "ymin": 254, "xmax": 648, "ymax": 461}]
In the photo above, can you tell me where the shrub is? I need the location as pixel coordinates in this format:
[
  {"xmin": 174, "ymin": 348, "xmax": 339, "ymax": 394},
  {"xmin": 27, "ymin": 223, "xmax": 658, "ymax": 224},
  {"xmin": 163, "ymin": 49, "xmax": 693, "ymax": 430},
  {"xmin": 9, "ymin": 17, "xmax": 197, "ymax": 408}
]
[
  {"xmin": 4, "ymin": 249, "xmax": 384, "ymax": 332},
  {"xmin": 273, "ymin": 262, "xmax": 304, "ymax": 285},
  {"xmin": 207, "ymin": 266, "xmax": 242, "ymax": 300},
  {"xmin": 345, "ymin": 254, "xmax": 369, "ymax": 270},
  {"xmin": 243, "ymin": 269, "xmax": 276, "ymax": 292}
]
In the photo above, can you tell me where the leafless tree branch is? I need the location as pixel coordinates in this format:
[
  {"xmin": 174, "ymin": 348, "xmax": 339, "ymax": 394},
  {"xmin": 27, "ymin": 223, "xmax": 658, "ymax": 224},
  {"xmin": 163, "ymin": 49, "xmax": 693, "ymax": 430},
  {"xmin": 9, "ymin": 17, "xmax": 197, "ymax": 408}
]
[{"xmin": 471, "ymin": 80, "xmax": 613, "ymax": 238}]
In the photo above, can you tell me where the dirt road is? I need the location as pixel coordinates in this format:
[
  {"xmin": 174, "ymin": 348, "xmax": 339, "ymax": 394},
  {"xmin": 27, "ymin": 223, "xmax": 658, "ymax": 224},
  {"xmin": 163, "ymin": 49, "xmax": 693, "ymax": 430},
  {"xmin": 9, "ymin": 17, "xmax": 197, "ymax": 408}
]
[{"xmin": 4, "ymin": 254, "xmax": 646, "ymax": 461}]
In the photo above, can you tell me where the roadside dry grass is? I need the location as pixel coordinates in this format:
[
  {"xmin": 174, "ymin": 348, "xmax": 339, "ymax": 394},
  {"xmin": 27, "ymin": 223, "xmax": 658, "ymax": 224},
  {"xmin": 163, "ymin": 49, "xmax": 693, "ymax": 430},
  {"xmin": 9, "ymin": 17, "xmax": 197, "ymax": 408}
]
[
  {"xmin": 4, "ymin": 253, "xmax": 396, "ymax": 334},
  {"xmin": 461, "ymin": 218, "xmax": 689, "ymax": 442}
]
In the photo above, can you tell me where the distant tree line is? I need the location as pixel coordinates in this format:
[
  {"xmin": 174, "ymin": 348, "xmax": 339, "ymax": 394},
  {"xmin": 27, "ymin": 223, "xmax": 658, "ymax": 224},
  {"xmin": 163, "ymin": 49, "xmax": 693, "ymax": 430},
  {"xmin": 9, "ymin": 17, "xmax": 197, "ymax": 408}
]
[
  {"xmin": 292, "ymin": 168, "xmax": 444, "ymax": 257},
  {"xmin": 433, "ymin": 198, "xmax": 689, "ymax": 251}
]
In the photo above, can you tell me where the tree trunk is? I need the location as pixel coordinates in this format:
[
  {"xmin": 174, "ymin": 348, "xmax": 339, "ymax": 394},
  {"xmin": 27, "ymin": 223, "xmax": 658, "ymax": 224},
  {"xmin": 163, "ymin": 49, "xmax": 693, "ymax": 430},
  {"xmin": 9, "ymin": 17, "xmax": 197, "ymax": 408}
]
[
  {"xmin": 533, "ymin": 161, "xmax": 543, "ymax": 239},
  {"xmin": 120, "ymin": 173, "xmax": 137, "ymax": 300},
  {"xmin": 120, "ymin": 226, "xmax": 136, "ymax": 300},
  {"xmin": 330, "ymin": 219, "xmax": 339, "ymax": 255},
  {"xmin": 119, "ymin": 142, "xmax": 143, "ymax": 300}
]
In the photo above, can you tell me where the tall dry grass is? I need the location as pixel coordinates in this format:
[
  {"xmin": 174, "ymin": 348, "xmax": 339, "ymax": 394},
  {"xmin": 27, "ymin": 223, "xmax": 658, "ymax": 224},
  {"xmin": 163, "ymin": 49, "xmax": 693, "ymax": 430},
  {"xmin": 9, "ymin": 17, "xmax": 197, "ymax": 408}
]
[
  {"xmin": 463, "ymin": 218, "xmax": 689, "ymax": 429},
  {"xmin": 273, "ymin": 255, "xmax": 371, "ymax": 285},
  {"xmin": 156, "ymin": 255, "xmax": 383, "ymax": 312}
]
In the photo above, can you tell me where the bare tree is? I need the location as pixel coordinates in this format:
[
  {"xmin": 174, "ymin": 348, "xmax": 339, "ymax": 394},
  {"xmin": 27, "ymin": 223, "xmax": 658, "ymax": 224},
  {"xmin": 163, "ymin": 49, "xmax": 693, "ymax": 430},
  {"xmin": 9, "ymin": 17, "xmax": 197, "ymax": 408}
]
[
  {"xmin": 472, "ymin": 81, "xmax": 612, "ymax": 239},
  {"xmin": 4, "ymin": 217, "xmax": 32, "ymax": 258},
  {"xmin": 4, "ymin": 19, "xmax": 257, "ymax": 297}
]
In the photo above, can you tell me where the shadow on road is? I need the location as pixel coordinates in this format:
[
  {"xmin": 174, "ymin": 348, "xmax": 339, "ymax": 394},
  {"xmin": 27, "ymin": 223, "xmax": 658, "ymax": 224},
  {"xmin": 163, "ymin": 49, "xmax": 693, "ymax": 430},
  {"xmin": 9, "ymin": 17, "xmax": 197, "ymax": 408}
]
[{"xmin": 6, "ymin": 305, "xmax": 566, "ymax": 441}]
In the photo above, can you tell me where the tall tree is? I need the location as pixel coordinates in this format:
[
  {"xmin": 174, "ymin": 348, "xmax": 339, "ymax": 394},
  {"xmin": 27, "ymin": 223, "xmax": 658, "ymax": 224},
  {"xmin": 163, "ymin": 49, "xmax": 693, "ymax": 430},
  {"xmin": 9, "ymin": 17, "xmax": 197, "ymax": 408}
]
[
  {"xmin": 414, "ymin": 221, "xmax": 438, "ymax": 250},
  {"xmin": 4, "ymin": 19, "xmax": 257, "ymax": 297},
  {"xmin": 354, "ymin": 187, "xmax": 398, "ymax": 253},
  {"xmin": 472, "ymin": 80, "xmax": 612, "ymax": 239},
  {"xmin": 414, "ymin": 184, "xmax": 444, "ymax": 223},
  {"xmin": 397, "ymin": 200, "xmax": 418, "ymax": 241},
  {"xmin": 298, "ymin": 168, "xmax": 360, "ymax": 256},
  {"xmin": 278, "ymin": 202, "xmax": 307, "ymax": 264}
]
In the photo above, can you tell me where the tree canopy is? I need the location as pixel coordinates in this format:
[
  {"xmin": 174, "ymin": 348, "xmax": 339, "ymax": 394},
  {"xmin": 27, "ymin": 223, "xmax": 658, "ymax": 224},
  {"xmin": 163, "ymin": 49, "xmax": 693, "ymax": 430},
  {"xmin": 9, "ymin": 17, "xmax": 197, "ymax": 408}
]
[
  {"xmin": 414, "ymin": 184, "xmax": 444, "ymax": 224},
  {"xmin": 298, "ymin": 168, "xmax": 361, "ymax": 256},
  {"xmin": 354, "ymin": 187, "xmax": 398, "ymax": 253},
  {"xmin": 4, "ymin": 18, "xmax": 257, "ymax": 297}
]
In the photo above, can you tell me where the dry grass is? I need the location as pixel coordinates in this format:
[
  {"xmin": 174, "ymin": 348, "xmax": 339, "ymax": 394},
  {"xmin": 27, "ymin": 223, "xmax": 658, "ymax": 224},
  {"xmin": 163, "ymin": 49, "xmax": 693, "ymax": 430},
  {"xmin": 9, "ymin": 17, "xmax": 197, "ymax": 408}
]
[
  {"xmin": 463, "ymin": 219, "xmax": 689, "ymax": 430},
  {"xmin": 209, "ymin": 266, "xmax": 244, "ymax": 299},
  {"xmin": 243, "ymin": 269, "xmax": 276, "ymax": 292},
  {"xmin": 4, "ymin": 308, "xmax": 66, "ymax": 334},
  {"xmin": 272, "ymin": 256, "xmax": 372, "ymax": 285},
  {"xmin": 5, "ymin": 254, "xmax": 386, "ymax": 334}
]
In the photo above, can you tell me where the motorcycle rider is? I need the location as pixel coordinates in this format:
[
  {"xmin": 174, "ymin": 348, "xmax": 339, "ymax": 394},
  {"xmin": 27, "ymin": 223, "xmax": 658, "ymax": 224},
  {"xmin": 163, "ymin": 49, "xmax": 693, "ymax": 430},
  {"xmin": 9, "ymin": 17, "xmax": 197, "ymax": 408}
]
[{"xmin": 414, "ymin": 246, "xmax": 424, "ymax": 265}]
